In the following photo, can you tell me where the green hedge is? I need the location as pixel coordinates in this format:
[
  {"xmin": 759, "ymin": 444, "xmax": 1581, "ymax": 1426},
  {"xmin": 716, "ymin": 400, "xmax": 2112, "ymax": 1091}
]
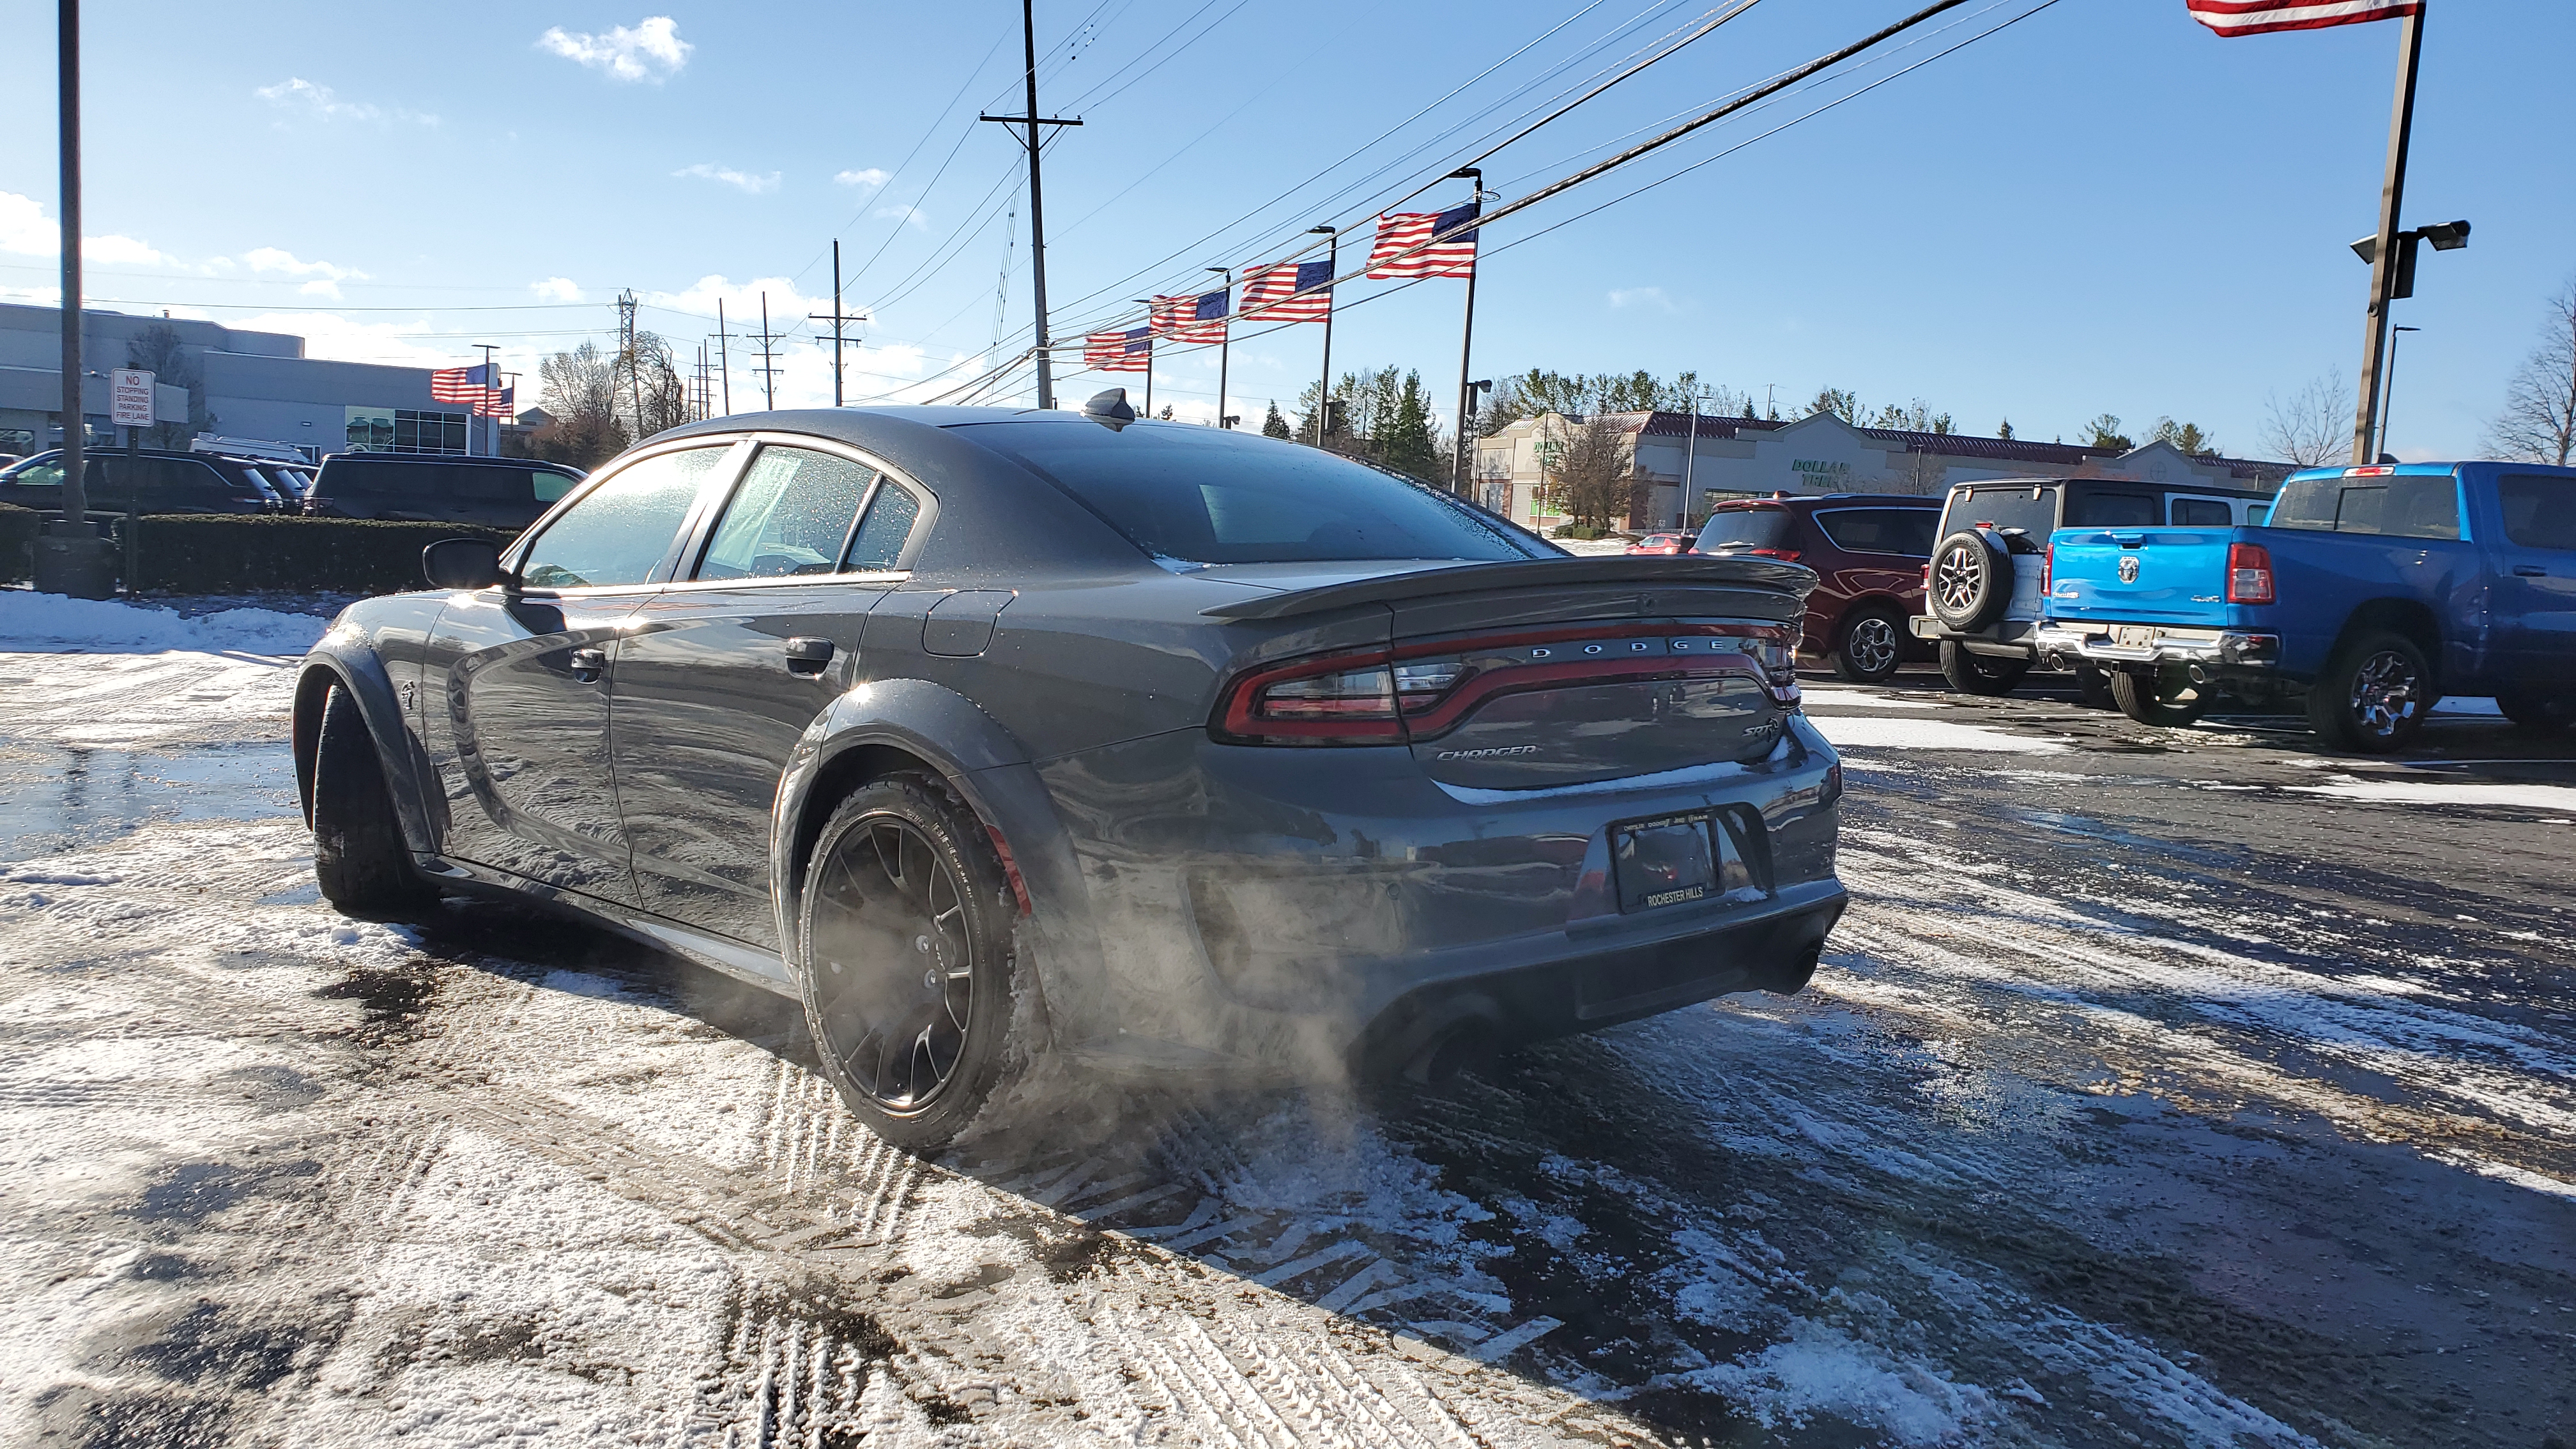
[
  {"xmin": 125, "ymin": 514, "xmax": 518, "ymax": 595},
  {"xmin": 0, "ymin": 503, "xmax": 34, "ymax": 583}
]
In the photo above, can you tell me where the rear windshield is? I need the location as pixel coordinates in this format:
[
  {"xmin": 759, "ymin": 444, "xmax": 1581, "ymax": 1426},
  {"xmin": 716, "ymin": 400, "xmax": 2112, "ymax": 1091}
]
[
  {"xmin": 957, "ymin": 422, "xmax": 1544, "ymax": 565},
  {"xmin": 2271, "ymin": 474, "xmax": 2460, "ymax": 540},
  {"xmin": 1811, "ymin": 507, "xmax": 1936, "ymax": 556},
  {"xmin": 321, "ymin": 460, "xmax": 573, "ymax": 503},
  {"xmin": 1940, "ymin": 484, "xmax": 2058, "ymax": 537},
  {"xmin": 1696, "ymin": 507, "xmax": 1793, "ymax": 552}
]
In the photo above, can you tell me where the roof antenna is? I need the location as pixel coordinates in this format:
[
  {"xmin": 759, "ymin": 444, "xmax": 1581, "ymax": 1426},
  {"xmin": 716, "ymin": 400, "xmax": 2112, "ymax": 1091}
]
[{"xmin": 1082, "ymin": 387, "xmax": 1136, "ymax": 431}]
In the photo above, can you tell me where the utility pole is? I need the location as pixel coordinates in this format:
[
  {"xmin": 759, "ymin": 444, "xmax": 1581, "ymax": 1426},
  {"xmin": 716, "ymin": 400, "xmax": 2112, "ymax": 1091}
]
[
  {"xmin": 1310, "ymin": 225, "xmax": 1336, "ymax": 448},
  {"xmin": 1207, "ymin": 266, "xmax": 1232, "ymax": 427},
  {"xmin": 617, "ymin": 289, "xmax": 641, "ymax": 439},
  {"xmin": 980, "ymin": 0, "xmax": 1081, "ymax": 410},
  {"xmin": 1681, "ymin": 385, "xmax": 1704, "ymax": 529},
  {"xmin": 476, "ymin": 343, "xmax": 498, "ymax": 456},
  {"xmin": 1130, "ymin": 298, "xmax": 1155, "ymax": 418},
  {"xmin": 994, "ymin": 203, "xmax": 1019, "ymax": 356},
  {"xmin": 755, "ymin": 291, "xmax": 781, "ymax": 411},
  {"xmin": 1449, "ymin": 167, "xmax": 1483, "ymax": 493},
  {"xmin": 56, "ymin": 0, "xmax": 86, "ymax": 525},
  {"xmin": 805, "ymin": 239, "xmax": 859, "ymax": 407},
  {"xmin": 714, "ymin": 299, "xmax": 733, "ymax": 415},
  {"xmin": 2352, "ymin": 3, "xmax": 2425, "ymax": 464}
]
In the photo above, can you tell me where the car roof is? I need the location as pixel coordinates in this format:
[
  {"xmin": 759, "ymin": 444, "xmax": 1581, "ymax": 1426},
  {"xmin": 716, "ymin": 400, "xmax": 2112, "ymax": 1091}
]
[
  {"xmin": 318, "ymin": 452, "xmax": 581, "ymax": 473},
  {"xmin": 1709, "ymin": 492, "xmax": 1938, "ymax": 509}
]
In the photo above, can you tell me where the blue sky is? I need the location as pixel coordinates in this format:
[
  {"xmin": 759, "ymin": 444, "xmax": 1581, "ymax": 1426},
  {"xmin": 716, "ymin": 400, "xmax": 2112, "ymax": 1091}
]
[{"xmin": 2, "ymin": 0, "xmax": 2567, "ymax": 460}]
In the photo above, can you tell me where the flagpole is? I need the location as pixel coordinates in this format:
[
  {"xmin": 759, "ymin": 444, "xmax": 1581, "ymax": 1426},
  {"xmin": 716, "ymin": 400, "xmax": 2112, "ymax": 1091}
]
[
  {"xmin": 1208, "ymin": 266, "xmax": 1232, "ymax": 428},
  {"xmin": 1450, "ymin": 169, "xmax": 1482, "ymax": 495},
  {"xmin": 1131, "ymin": 299, "xmax": 1154, "ymax": 418},
  {"xmin": 1311, "ymin": 226, "xmax": 1336, "ymax": 448},
  {"xmin": 2351, "ymin": 1, "xmax": 2425, "ymax": 465}
]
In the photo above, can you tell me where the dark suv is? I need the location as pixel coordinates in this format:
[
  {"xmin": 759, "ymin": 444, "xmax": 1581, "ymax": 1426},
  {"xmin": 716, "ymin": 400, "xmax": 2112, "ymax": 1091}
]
[
  {"xmin": 1694, "ymin": 493, "xmax": 1941, "ymax": 683},
  {"xmin": 303, "ymin": 454, "xmax": 585, "ymax": 530},
  {"xmin": 0, "ymin": 448, "xmax": 277, "ymax": 514}
]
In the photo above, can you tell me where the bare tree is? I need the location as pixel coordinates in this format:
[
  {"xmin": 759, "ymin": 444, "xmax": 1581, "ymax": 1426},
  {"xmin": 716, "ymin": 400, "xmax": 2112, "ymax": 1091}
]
[
  {"xmin": 2258, "ymin": 369, "xmax": 2352, "ymax": 468},
  {"xmin": 533, "ymin": 341, "xmax": 629, "ymax": 469},
  {"xmin": 2485, "ymin": 279, "xmax": 2576, "ymax": 466},
  {"xmin": 1545, "ymin": 413, "xmax": 1635, "ymax": 532}
]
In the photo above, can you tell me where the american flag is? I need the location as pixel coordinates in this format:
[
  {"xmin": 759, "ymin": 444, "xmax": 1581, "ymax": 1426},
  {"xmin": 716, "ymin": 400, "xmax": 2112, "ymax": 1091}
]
[
  {"xmin": 1238, "ymin": 259, "xmax": 1334, "ymax": 323},
  {"xmin": 1083, "ymin": 328, "xmax": 1151, "ymax": 372},
  {"xmin": 1149, "ymin": 290, "xmax": 1229, "ymax": 344},
  {"xmin": 431, "ymin": 363, "xmax": 500, "ymax": 407},
  {"xmin": 474, "ymin": 387, "xmax": 516, "ymax": 419},
  {"xmin": 2184, "ymin": 0, "xmax": 2416, "ymax": 36},
  {"xmin": 1366, "ymin": 203, "xmax": 1478, "ymax": 280}
]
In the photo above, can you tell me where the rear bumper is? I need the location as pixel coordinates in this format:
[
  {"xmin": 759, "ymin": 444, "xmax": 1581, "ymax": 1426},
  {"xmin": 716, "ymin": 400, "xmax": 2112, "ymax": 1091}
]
[
  {"xmin": 1909, "ymin": 615, "xmax": 2042, "ymax": 659},
  {"xmin": 2034, "ymin": 622, "xmax": 2280, "ymax": 674}
]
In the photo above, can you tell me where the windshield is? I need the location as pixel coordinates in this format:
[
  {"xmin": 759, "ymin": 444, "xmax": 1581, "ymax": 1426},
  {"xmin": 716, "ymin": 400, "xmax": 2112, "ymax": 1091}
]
[
  {"xmin": 958, "ymin": 421, "xmax": 1545, "ymax": 565},
  {"xmin": 1695, "ymin": 507, "xmax": 1793, "ymax": 552}
]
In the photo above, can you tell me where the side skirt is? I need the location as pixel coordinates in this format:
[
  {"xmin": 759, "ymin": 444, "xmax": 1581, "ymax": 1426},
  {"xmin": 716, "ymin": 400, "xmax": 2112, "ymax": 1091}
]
[{"xmin": 418, "ymin": 855, "xmax": 798, "ymax": 997}]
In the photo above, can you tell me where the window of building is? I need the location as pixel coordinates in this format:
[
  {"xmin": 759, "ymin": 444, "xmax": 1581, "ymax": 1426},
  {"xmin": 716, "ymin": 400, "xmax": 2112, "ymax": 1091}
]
[{"xmin": 346, "ymin": 406, "xmax": 470, "ymax": 455}]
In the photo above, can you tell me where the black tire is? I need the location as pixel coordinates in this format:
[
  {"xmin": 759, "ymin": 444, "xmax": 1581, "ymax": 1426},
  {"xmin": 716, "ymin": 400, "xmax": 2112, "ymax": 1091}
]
[
  {"xmin": 2109, "ymin": 666, "xmax": 2209, "ymax": 728},
  {"xmin": 2306, "ymin": 630, "xmax": 2430, "ymax": 753},
  {"xmin": 1832, "ymin": 604, "xmax": 1906, "ymax": 684},
  {"xmin": 796, "ymin": 774, "xmax": 1035, "ymax": 1155},
  {"xmin": 1940, "ymin": 639, "xmax": 2028, "ymax": 696},
  {"xmin": 2496, "ymin": 692, "xmax": 2573, "ymax": 735},
  {"xmin": 312, "ymin": 683, "xmax": 433, "ymax": 916},
  {"xmin": 2074, "ymin": 664, "xmax": 2116, "ymax": 710},
  {"xmin": 1929, "ymin": 530, "xmax": 2011, "ymax": 631}
]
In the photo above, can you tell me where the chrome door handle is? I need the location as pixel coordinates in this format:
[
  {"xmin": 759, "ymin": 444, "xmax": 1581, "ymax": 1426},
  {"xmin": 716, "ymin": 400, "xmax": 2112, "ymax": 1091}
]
[
  {"xmin": 783, "ymin": 637, "xmax": 835, "ymax": 674},
  {"xmin": 568, "ymin": 647, "xmax": 608, "ymax": 682}
]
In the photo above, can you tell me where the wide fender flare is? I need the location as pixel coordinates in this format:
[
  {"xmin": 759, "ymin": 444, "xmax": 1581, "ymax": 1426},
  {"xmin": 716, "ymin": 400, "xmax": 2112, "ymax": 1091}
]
[
  {"xmin": 294, "ymin": 637, "xmax": 438, "ymax": 856},
  {"xmin": 769, "ymin": 677, "xmax": 1107, "ymax": 1019}
]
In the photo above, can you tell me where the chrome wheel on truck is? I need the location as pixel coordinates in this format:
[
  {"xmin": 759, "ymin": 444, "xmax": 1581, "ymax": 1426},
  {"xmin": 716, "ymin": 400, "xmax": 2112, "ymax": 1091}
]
[{"xmin": 2307, "ymin": 631, "xmax": 2429, "ymax": 753}]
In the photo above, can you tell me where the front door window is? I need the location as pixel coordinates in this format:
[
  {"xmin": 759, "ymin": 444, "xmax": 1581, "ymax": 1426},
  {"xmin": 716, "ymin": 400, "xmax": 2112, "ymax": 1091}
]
[{"xmin": 521, "ymin": 447, "xmax": 733, "ymax": 589}]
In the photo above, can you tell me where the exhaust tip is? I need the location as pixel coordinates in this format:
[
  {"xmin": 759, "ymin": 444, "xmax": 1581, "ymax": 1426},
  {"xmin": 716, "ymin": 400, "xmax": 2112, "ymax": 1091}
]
[
  {"xmin": 2186, "ymin": 662, "xmax": 2211, "ymax": 685},
  {"xmin": 1403, "ymin": 1022, "xmax": 1498, "ymax": 1087}
]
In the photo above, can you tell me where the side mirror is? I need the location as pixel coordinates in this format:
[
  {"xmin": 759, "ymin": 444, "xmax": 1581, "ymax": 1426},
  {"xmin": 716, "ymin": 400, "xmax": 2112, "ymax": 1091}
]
[{"xmin": 423, "ymin": 537, "xmax": 505, "ymax": 590}]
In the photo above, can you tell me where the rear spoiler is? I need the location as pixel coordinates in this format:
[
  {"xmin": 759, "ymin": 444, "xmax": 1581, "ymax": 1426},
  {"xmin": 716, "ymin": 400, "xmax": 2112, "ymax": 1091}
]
[{"xmin": 1199, "ymin": 555, "xmax": 1814, "ymax": 620}]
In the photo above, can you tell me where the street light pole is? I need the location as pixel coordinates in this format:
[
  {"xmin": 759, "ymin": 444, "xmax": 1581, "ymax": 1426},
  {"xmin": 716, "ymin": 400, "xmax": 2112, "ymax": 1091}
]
[
  {"xmin": 2380, "ymin": 325, "xmax": 2419, "ymax": 457},
  {"xmin": 476, "ymin": 342, "xmax": 497, "ymax": 455},
  {"xmin": 1207, "ymin": 266, "xmax": 1231, "ymax": 427},
  {"xmin": 1309, "ymin": 225, "xmax": 1336, "ymax": 448},
  {"xmin": 2351, "ymin": 1, "xmax": 2425, "ymax": 464},
  {"xmin": 56, "ymin": 0, "xmax": 85, "ymax": 524},
  {"xmin": 1130, "ymin": 298, "xmax": 1155, "ymax": 418},
  {"xmin": 1681, "ymin": 385, "xmax": 1703, "ymax": 529}
]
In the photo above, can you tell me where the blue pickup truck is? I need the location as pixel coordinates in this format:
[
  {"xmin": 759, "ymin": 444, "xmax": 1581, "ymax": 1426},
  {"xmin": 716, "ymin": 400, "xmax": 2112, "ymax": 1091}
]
[{"xmin": 2035, "ymin": 462, "xmax": 2576, "ymax": 751}]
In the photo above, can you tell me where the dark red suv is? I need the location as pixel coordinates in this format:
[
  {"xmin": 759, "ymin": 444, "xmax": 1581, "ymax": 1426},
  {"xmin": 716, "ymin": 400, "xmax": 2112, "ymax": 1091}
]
[{"xmin": 1692, "ymin": 493, "xmax": 1941, "ymax": 683}]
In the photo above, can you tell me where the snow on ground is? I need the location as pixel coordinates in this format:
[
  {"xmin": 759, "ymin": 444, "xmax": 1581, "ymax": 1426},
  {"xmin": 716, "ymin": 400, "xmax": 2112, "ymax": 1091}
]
[
  {"xmin": 0, "ymin": 588, "xmax": 331, "ymax": 656},
  {"xmin": 2288, "ymin": 775, "xmax": 2576, "ymax": 815},
  {"xmin": 1809, "ymin": 714, "xmax": 2069, "ymax": 755}
]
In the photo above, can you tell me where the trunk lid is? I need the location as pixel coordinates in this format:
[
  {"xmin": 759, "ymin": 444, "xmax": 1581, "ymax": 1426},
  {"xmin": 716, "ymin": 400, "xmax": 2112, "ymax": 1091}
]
[{"xmin": 2046, "ymin": 526, "xmax": 2239, "ymax": 627}]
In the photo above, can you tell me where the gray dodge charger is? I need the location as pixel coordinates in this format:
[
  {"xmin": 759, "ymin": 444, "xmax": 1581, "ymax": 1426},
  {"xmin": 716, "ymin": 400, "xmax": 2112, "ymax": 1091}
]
[{"xmin": 295, "ymin": 397, "xmax": 1847, "ymax": 1150}]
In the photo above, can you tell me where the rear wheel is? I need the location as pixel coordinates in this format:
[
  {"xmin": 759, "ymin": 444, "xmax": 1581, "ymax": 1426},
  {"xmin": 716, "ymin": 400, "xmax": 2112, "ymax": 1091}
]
[
  {"xmin": 2307, "ymin": 631, "xmax": 2430, "ymax": 753},
  {"xmin": 2497, "ymin": 692, "xmax": 2573, "ymax": 735},
  {"xmin": 311, "ymin": 683, "xmax": 433, "ymax": 916},
  {"xmin": 2109, "ymin": 666, "xmax": 2208, "ymax": 728},
  {"xmin": 2074, "ymin": 664, "xmax": 2116, "ymax": 710},
  {"xmin": 1940, "ymin": 640, "xmax": 2028, "ymax": 696},
  {"xmin": 1832, "ymin": 605, "xmax": 1905, "ymax": 685},
  {"xmin": 797, "ymin": 774, "xmax": 1035, "ymax": 1155}
]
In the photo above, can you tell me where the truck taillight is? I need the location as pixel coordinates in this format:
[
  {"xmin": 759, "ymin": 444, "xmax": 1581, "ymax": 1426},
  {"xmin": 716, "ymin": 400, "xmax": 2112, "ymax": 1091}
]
[
  {"xmin": 2226, "ymin": 542, "xmax": 2275, "ymax": 604},
  {"xmin": 2042, "ymin": 543, "xmax": 2053, "ymax": 595}
]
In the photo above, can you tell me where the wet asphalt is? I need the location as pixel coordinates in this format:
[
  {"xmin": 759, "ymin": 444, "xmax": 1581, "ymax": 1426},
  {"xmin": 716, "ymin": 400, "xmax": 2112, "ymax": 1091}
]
[{"xmin": 2, "ymin": 648, "xmax": 2572, "ymax": 1446}]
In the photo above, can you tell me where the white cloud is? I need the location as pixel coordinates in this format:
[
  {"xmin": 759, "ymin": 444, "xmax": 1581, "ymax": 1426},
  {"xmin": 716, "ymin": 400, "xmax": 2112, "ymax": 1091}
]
[
  {"xmin": 299, "ymin": 279, "xmax": 343, "ymax": 300},
  {"xmin": 538, "ymin": 16, "xmax": 691, "ymax": 82},
  {"xmin": 1, "ymin": 191, "xmax": 170, "ymax": 266},
  {"xmin": 874, "ymin": 204, "xmax": 929, "ymax": 232},
  {"xmin": 1607, "ymin": 286, "xmax": 1680, "ymax": 313},
  {"xmin": 834, "ymin": 167, "xmax": 889, "ymax": 189},
  {"xmin": 254, "ymin": 77, "xmax": 439, "ymax": 126},
  {"xmin": 673, "ymin": 164, "xmax": 780, "ymax": 195},
  {"xmin": 240, "ymin": 246, "xmax": 368, "ymax": 282},
  {"xmin": 532, "ymin": 276, "xmax": 585, "ymax": 302}
]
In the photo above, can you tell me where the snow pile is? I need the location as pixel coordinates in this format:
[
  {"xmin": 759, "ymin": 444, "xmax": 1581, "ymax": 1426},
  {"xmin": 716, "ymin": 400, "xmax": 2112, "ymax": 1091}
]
[{"xmin": 0, "ymin": 590, "xmax": 329, "ymax": 656}]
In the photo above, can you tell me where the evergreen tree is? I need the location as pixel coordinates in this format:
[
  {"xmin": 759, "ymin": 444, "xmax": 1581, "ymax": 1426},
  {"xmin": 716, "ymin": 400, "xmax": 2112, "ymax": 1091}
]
[
  {"xmin": 1997, "ymin": 419, "xmax": 2014, "ymax": 439},
  {"xmin": 1379, "ymin": 371, "xmax": 1441, "ymax": 481},
  {"xmin": 1261, "ymin": 400, "xmax": 1289, "ymax": 438}
]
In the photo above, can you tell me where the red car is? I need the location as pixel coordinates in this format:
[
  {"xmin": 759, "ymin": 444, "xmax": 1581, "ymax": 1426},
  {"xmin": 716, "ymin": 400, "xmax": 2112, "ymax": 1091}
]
[
  {"xmin": 1692, "ymin": 493, "xmax": 1941, "ymax": 683},
  {"xmin": 1624, "ymin": 531, "xmax": 1692, "ymax": 556}
]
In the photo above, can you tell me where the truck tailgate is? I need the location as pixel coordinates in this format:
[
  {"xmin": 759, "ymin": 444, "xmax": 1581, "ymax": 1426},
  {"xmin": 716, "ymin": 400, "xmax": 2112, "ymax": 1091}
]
[{"xmin": 2048, "ymin": 528, "xmax": 2238, "ymax": 627}]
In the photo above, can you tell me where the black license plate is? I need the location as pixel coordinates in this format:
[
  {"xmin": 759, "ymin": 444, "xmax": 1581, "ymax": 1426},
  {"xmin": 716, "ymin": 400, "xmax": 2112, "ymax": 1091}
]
[{"xmin": 1613, "ymin": 812, "xmax": 1718, "ymax": 912}]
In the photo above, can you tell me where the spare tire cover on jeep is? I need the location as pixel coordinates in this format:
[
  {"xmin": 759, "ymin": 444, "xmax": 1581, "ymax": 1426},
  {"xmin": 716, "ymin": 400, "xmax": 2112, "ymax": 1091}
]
[{"xmin": 1929, "ymin": 529, "xmax": 2011, "ymax": 631}]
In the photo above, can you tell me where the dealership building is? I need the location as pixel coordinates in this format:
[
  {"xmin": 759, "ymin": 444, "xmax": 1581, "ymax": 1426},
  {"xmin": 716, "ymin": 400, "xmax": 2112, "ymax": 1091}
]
[
  {"xmin": 1472, "ymin": 409, "xmax": 2296, "ymax": 530},
  {"xmin": 0, "ymin": 302, "xmax": 502, "ymax": 461}
]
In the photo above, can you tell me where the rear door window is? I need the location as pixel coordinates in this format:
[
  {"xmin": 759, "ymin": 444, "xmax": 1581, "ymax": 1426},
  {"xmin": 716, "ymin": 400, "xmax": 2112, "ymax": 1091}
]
[
  {"xmin": 843, "ymin": 479, "xmax": 923, "ymax": 571},
  {"xmin": 1696, "ymin": 507, "xmax": 1793, "ymax": 552},
  {"xmin": 1811, "ymin": 507, "xmax": 1937, "ymax": 556},
  {"xmin": 2169, "ymin": 497, "xmax": 2234, "ymax": 526},
  {"xmin": 2497, "ymin": 475, "xmax": 2576, "ymax": 550},
  {"xmin": 2066, "ymin": 489, "xmax": 2157, "ymax": 528},
  {"xmin": 696, "ymin": 447, "xmax": 877, "ymax": 580}
]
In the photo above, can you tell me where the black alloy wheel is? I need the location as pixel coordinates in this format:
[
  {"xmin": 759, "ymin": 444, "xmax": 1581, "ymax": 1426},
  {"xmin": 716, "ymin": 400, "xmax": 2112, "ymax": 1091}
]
[
  {"xmin": 2306, "ymin": 630, "xmax": 2430, "ymax": 753},
  {"xmin": 2108, "ymin": 665, "xmax": 2208, "ymax": 728},
  {"xmin": 1940, "ymin": 639, "xmax": 2028, "ymax": 697},
  {"xmin": 1929, "ymin": 530, "xmax": 2011, "ymax": 631},
  {"xmin": 1832, "ymin": 605, "xmax": 1906, "ymax": 685},
  {"xmin": 797, "ymin": 775, "xmax": 1028, "ymax": 1153},
  {"xmin": 311, "ymin": 682, "xmax": 434, "ymax": 916}
]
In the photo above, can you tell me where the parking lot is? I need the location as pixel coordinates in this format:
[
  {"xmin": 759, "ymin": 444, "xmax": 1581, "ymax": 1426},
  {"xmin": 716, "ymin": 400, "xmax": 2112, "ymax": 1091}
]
[{"xmin": 2, "ymin": 624, "xmax": 2570, "ymax": 1448}]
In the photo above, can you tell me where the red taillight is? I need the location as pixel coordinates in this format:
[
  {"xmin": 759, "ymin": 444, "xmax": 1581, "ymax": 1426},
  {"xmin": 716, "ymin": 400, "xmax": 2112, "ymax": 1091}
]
[
  {"xmin": 2226, "ymin": 542, "xmax": 2275, "ymax": 604},
  {"xmin": 1212, "ymin": 624, "xmax": 1794, "ymax": 746},
  {"xmin": 2042, "ymin": 542, "xmax": 2054, "ymax": 596}
]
